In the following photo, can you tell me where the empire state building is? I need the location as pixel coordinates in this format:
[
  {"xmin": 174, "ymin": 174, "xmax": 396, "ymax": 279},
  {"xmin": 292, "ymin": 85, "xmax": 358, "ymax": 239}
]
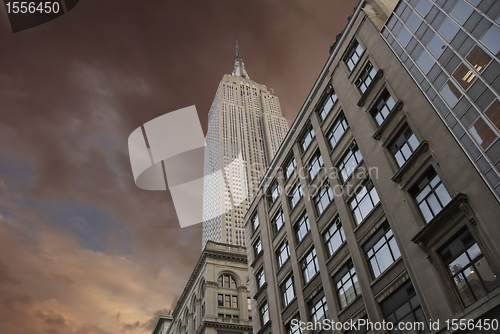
[{"xmin": 202, "ymin": 43, "xmax": 289, "ymax": 247}]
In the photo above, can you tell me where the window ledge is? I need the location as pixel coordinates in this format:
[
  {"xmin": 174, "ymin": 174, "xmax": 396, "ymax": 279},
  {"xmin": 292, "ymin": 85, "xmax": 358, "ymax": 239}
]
[
  {"xmin": 251, "ymin": 251, "xmax": 264, "ymax": 268},
  {"xmin": 256, "ymin": 320, "xmax": 272, "ymax": 334},
  {"xmin": 411, "ymin": 193, "xmax": 469, "ymax": 246},
  {"xmin": 391, "ymin": 141, "xmax": 429, "ymax": 183},
  {"xmin": 357, "ymin": 69, "xmax": 384, "ymax": 107},
  {"xmin": 253, "ymin": 282, "xmax": 268, "ymax": 300},
  {"xmin": 337, "ymin": 293, "xmax": 363, "ymax": 317},
  {"xmin": 372, "ymin": 100, "xmax": 404, "ymax": 140},
  {"xmin": 369, "ymin": 256, "xmax": 404, "ymax": 287}
]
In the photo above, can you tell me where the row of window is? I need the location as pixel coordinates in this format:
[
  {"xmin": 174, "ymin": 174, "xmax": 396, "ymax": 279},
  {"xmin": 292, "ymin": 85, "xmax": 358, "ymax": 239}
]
[{"xmin": 217, "ymin": 294, "xmax": 239, "ymax": 308}]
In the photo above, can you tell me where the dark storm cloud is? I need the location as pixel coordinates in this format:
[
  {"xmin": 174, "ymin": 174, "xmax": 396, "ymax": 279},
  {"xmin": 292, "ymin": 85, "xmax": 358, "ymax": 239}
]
[{"xmin": 0, "ymin": 0, "xmax": 358, "ymax": 333}]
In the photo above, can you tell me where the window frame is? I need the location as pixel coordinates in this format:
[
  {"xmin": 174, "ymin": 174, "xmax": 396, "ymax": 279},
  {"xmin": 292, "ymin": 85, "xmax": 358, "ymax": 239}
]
[
  {"xmin": 324, "ymin": 217, "xmax": 346, "ymax": 258},
  {"xmin": 301, "ymin": 247, "xmax": 320, "ymax": 284},
  {"xmin": 256, "ymin": 267, "xmax": 266, "ymax": 289},
  {"xmin": 314, "ymin": 182, "xmax": 334, "ymax": 216},
  {"xmin": 318, "ymin": 86, "xmax": 338, "ymax": 121},
  {"xmin": 272, "ymin": 209, "xmax": 285, "ymax": 236},
  {"xmin": 363, "ymin": 222, "xmax": 401, "ymax": 279},
  {"xmin": 333, "ymin": 261, "xmax": 361, "ymax": 309},
  {"xmin": 254, "ymin": 237, "xmax": 262, "ymax": 257},
  {"xmin": 284, "ymin": 155, "xmax": 297, "ymax": 180},
  {"xmin": 326, "ymin": 111, "xmax": 349, "ymax": 150},
  {"xmin": 388, "ymin": 123, "xmax": 420, "ymax": 168},
  {"xmin": 307, "ymin": 151, "xmax": 324, "ymax": 181},
  {"xmin": 370, "ymin": 89, "xmax": 397, "ymax": 126},
  {"xmin": 294, "ymin": 211, "xmax": 310, "ymax": 244},
  {"xmin": 280, "ymin": 274, "xmax": 296, "ymax": 307},
  {"xmin": 276, "ymin": 238, "xmax": 291, "ymax": 269},
  {"xmin": 337, "ymin": 143, "xmax": 363, "ymax": 183},
  {"xmin": 345, "ymin": 39, "xmax": 365, "ymax": 71},
  {"xmin": 349, "ymin": 178, "xmax": 380, "ymax": 225},
  {"xmin": 300, "ymin": 124, "xmax": 315, "ymax": 152},
  {"xmin": 355, "ymin": 61, "xmax": 377, "ymax": 94},
  {"xmin": 288, "ymin": 180, "xmax": 303, "ymax": 210}
]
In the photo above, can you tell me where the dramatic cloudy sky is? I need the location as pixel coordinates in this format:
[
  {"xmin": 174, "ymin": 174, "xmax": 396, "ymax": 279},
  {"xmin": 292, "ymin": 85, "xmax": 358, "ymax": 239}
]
[{"xmin": 0, "ymin": 1, "xmax": 358, "ymax": 333}]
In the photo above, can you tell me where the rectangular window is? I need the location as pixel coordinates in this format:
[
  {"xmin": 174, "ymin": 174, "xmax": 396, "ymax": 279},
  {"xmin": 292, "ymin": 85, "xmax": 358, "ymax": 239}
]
[
  {"xmin": 288, "ymin": 181, "xmax": 303, "ymax": 210},
  {"xmin": 301, "ymin": 247, "xmax": 319, "ymax": 284},
  {"xmin": 284, "ymin": 156, "xmax": 297, "ymax": 180},
  {"xmin": 269, "ymin": 181, "xmax": 280, "ymax": 203},
  {"xmin": 251, "ymin": 213, "xmax": 259, "ymax": 232},
  {"xmin": 338, "ymin": 144, "xmax": 363, "ymax": 182},
  {"xmin": 346, "ymin": 40, "xmax": 365, "ymax": 71},
  {"xmin": 218, "ymin": 294, "xmax": 224, "ymax": 307},
  {"xmin": 294, "ymin": 212, "xmax": 310, "ymax": 243},
  {"xmin": 248, "ymin": 297, "xmax": 251, "ymax": 311},
  {"xmin": 254, "ymin": 238, "xmax": 262, "ymax": 257},
  {"xmin": 439, "ymin": 229, "xmax": 499, "ymax": 307},
  {"xmin": 281, "ymin": 275, "xmax": 296, "ymax": 307},
  {"xmin": 256, "ymin": 268, "xmax": 266, "ymax": 289},
  {"xmin": 276, "ymin": 238, "xmax": 290, "ymax": 269},
  {"xmin": 272, "ymin": 209, "xmax": 285, "ymax": 235},
  {"xmin": 318, "ymin": 88, "xmax": 338, "ymax": 121},
  {"xmin": 363, "ymin": 222, "xmax": 401, "ymax": 278},
  {"xmin": 309, "ymin": 291, "xmax": 328, "ymax": 325},
  {"xmin": 334, "ymin": 261, "xmax": 361, "ymax": 309},
  {"xmin": 260, "ymin": 302, "xmax": 269, "ymax": 326},
  {"xmin": 349, "ymin": 179, "xmax": 380, "ymax": 225},
  {"xmin": 225, "ymin": 295, "xmax": 231, "ymax": 308},
  {"xmin": 327, "ymin": 112, "xmax": 349, "ymax": 149},
  {"xmin": 314, "ymin": 182, "xmax": 334, "ymax": 216},
  {"xmin": 307, "ymin": 151, "xmax": 324, "ymax": 181},
  {"xmin": 324, "ymin": 217, "xmax": 346, "ymax": 257},
  {"xmin": 355, "ymin": 62, "xmax": 377, "ymax": 93},
  {"xmin": 380, "ymin": 281, "xmax": 428, "ymax": 333},
  {"xmin": 389, "ymin": 124, "xmax": 420, "ymax": 167},
  {"xmin": 286, "ymin": 316, "xmax": 302, "ymax": 334},
  {"xmin": 232, "ymin": 296, "xmax": 238, "ymax": 308},
  {"xmin": 371, "ymin": 90, "xmax": 396, "ymax": 126},
  {"xmin": 409, "ymin": 168, "xmax": 452, "ymax": 223},
  {"xmin": 300, "ymin": 124, "xmax": 315, "ymax": 152}
]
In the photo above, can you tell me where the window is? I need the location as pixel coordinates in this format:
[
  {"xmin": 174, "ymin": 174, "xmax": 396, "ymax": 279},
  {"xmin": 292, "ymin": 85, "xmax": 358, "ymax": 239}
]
[
  {"xmin": 346, "ymin": 40, "xmax": 365, "ymax": 71},
  {"xmin": 301, "ymin": 247, "xmax": 319, "ymax": 284},
  {"xmin": 466, "ymin": 46, "xmax": 490, "ymax": 75},
  {"xmin": 251, "ymin": 213, "xmax": 259, "ymax": 232},
  {"xmin": 269, "ymin": 181, "xmax": 280, "ymax": 203},
  {"xmin": 286, "ymin": 316, "xmax": 302, "ymax": 334},
  {"xmin": 284, "ymin": 156, "xmax": 296, "ymax": 180},
  {"xmin": 256, "ymin": 268, "xmax": 266, "ymax": 289},
  {"xmin": 314, "ymin": 182, "xmax": 334, "ymax": 216},
  {"xmin": 318, "ymin": 88, "xmax": 338, "ymax": 121},
  {"xmin": 338, "ymin": 144, "xmax": 363, "ymax": 182},
  {"xmin": 218, "ymin": 274, "xmax": 237, "ymax": 289},
  {"xmin": 409, "ymin": 168, "xmax": 452, "ymax": 223},
  {"xmin": 349, "ymin": 179, "xmax": 380, "ymax": 225},
  {"xmin": 309, "ymin": 291, "xmax": 328, "ymax": 325},
  {"xmin": 300, "ymin": 124, "xmax": 315, "ymax": 152},
  {"xmin": 324, "ymin": 217, "xmax": 346, "ymax": 257},
  {"xmin": 272, "ymin": 209, "xmax": 285, "ymax": 235},
  {"xmin": 370, "ymin": 90, "xmax": 396, "ymax": 126},
  {"xmin": 247, "ymin": 297, "xmax": 251, "ymax": 311},
  {"xmin": 281, "ymin": 275, "xmax": 296, "ymax": 307},
  {"xmin": 307, "ymin": 151, "xmax": 324, "ymax": 181},
  {"xmin": 355, "ymin": 62, "xmax": 377, "ymax": 93},
  {"xmin": 218, "ymin": 294, "xmax": 223, "ymax": 306},
  {"xmin": 389, "ymin": 124, "xmax": 420, "ymax": 167},
  {"xmin": 254, "ymin": 238, "xmax": 262, "ymax": 257},
  {"xmin": 260, "ymin": 302, "xmax": 269, "ymax": 325},
  {"xmin": 334, "ymin": 261, "xmax": 361, "ymax": 309},
  {"xmin": 276, "ymin": 239, "xmax": 290, "ymax": 269},
  {"xmin": 380, "ymin": 281, "xmax": 428, "ymax": 333},
  {"xmin": 327, "ymin": 112, "xmax": 349, "ymax": 149},
  {"xmin": 363, "ymin": 222, "xmax": 401, "ymax": 278},
  {"xmin": 439, "ymin": 229, "xmax": 499, "ymax": 307},
  {"xmin": 232, "ymin": 296, "xmax": 238, "ymax": 308},
  {"xmin": 294, "ymin": 212, "xmax": 310, "ymax": 243},
  {"xmin": 225, "ymin": 295, "xmax": 231, "ymax": 307},
  {"xmin": 288, "ymin": 181, "xmax": 303, "ymax": 210}
]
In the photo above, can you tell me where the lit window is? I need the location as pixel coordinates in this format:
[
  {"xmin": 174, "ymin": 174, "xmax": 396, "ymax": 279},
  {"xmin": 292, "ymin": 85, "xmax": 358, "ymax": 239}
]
[
  {"xmin": 439, "ymin": 229, "xmax": 499, "ymax": 307},
  {"xmin": 314, "ymin": 182, "xmax": 334, "ymax": 216},
  {"xmin": 363, "ymin": 222, "xmax": 401, "ymax": 278},
  {"xmin": 307, "ymin": 151, "xmax": 324, "ymax": 181},
  {"xmin": 259, "ymin": 302, "xmax": 269, "ymax": 325},
  {"xmin": 466, "ymin": 46, "xmax": 490, "ymax": 74},
  {"xmin": 272, "ymin": 209, "xmax": 285, "ymax": 235},
  {"xmin": 288, "ymin": 181, "xmax": 303, "ymax": 210},
  {"xmin": 334, "ymin": 261, "xmax": 361, "ymax": 309},
  {"xmin": 301, "ymin": 247, "xmax": 319, "ymax": 283},
  {"xmin": 349, "ymin": 179, "xmax": 380, "ymax": 225},
  {"xmin": 371, "ymin": 90, "xmax": 396, "ymax": 126},
  {"xmin": 309, "ymin": 291, "xmax": 328, "ymax": 325},
  {"xmin": 256, "ymin": 268, "xmax": 266, "ymax": 289},
  {"xmin": 381, "ymin": 281, "xmax": 429, "ymax": 333},
  {"xmin": 389, "ymin": 124, "xmax": 420, "ymax": 167},
  {"xmin": 294, "ymin": 212, "xmax": 310, "ymax": 244},
  {"xmin": 318, "ymin": 88, "xmax": 338, "ymax": 121},
  {"xmin": 338, "ymin": 144, "xmax": 363, "ymax": 182},
  {"xmin": 300, "ymin": 124, "xmax": 315, "ymax": 152},
  {"xmin": 324, "ymin": 217, "xmax": 346, "ymax": 257},
  {"xmin": 280, "ymin": 275, "xmax": 296, "ymax": 307},
  {"xmin": 355, "ymin": 62, "xmax": 377, "ymax": 93},
  {"xmin": 327, "ymin": 112, "xmax": 349, "ymax": 149},
  {"xmin": 276, "ymin": 238, "xmax": 290, "ymax": 269},
  {"xmin": 409, "ymin": 168, "xmax": 452, "ymax": 223},
  {"xmin": 346, "ymin": 40, "xmax": 365, "ymax": 71}
]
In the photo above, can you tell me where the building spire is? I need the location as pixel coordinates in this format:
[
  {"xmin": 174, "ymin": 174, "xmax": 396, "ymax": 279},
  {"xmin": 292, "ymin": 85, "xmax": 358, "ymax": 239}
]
[{"xmin": 232, "ymin": 40, "xmax": 250, "ymax": 79}]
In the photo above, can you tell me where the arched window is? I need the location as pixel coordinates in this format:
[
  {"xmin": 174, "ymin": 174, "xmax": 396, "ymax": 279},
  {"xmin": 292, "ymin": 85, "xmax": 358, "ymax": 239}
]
[{"xmin": 217, "ymin": 274, "xmax": 237, "ymax": 289}]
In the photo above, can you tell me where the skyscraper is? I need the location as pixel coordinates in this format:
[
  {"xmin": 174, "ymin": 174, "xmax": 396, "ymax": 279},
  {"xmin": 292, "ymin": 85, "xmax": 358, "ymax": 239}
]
[{"xmin": 202, "ymin": 43, "xmax": 289, "ymax": 248}]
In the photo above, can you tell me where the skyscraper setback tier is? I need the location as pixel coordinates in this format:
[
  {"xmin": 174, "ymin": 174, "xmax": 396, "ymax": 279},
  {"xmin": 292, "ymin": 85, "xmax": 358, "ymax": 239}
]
[{"xmin": 202, "ymin": 46, "xmax": 289, "ymax": 248}]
